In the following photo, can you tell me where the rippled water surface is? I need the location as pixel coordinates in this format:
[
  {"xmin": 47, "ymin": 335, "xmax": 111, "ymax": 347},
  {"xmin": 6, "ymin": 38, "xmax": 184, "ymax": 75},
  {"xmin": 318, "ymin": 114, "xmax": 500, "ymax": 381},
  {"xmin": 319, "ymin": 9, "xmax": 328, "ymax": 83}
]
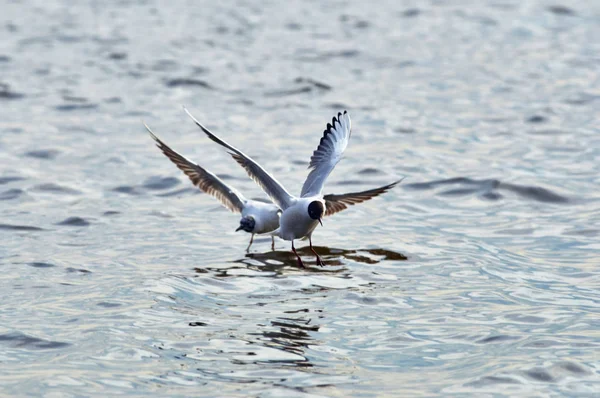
[{"xmin": 1, "ymin": 0, "xmax": 599, "ymax": 396}]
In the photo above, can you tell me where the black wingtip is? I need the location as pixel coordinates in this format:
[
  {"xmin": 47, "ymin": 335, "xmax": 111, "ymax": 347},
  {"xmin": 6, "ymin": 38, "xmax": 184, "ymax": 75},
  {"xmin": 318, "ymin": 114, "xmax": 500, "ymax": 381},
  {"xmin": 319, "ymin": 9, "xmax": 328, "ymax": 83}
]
[{"xmin": 388, "ymin": 178, "xmax": 406, "ymax": 189}]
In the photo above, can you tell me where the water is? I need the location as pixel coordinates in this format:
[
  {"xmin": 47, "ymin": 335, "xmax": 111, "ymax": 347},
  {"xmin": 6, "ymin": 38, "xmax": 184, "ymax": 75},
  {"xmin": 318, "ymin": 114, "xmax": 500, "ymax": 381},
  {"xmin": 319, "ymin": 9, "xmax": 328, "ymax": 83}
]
[{"xmin": 1, "ymin": 0, "xmax": 599, "ymax": 396}]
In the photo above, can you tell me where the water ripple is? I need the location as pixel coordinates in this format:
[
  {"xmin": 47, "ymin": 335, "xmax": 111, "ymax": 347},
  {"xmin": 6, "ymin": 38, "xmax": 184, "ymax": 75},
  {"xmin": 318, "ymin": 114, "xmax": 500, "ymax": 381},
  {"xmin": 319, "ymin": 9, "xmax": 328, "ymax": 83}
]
[
  {"xmin": 0, "ymin": 332, "xmax": 70, "ymax": 350},
  {"xmin": 1, "ymin": 0, "xmax": 599, "ymax": 396},
  {"xmin": 405, "ymin": 177, "xmax": 571, "ymax": 203}
]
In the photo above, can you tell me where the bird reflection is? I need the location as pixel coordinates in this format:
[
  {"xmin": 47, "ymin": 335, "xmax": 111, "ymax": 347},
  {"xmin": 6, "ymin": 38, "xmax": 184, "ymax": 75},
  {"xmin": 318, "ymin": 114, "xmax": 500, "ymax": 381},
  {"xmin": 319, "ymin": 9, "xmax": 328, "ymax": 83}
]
[
  {"xmin": 243, "ymin": 246, "xmax": 407, "ymax": 269},
  {"xmin": 250, "ymin": 314, "xmax": 319, "ymax": 368},
  {"xmin": 193, "ymin": 246, "xmax": 407, "ymax": 275}
]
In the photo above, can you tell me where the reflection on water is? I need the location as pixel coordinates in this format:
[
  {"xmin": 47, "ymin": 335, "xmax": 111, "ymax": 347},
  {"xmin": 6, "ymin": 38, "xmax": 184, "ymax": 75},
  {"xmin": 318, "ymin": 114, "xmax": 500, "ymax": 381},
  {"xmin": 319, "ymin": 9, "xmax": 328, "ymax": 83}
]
[
  {"xmin": 250, "ymin": 316, "xmax": 318, "ymax": 368},
  {"xmin": 239, "ymin": 246, "xmax": 407, "ymax": 271}
]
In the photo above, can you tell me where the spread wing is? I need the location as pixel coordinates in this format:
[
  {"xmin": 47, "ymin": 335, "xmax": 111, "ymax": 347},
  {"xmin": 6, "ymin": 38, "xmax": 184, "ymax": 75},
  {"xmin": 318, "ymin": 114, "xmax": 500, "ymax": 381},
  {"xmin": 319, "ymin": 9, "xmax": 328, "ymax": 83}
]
[
  {"xmin": 323, "ymin": 179, "xmax": 402, "ymax": 216},
  {"xmin": 300, "ymin": 111, "xmax": 352, "ymax": 197},
  {"xmin": 146, "ymin": 123, "xmax": 246, "ymax": 213},
  {"xmin": 184, "ymin": 107, "xmax": 295, "ymax": 210}
]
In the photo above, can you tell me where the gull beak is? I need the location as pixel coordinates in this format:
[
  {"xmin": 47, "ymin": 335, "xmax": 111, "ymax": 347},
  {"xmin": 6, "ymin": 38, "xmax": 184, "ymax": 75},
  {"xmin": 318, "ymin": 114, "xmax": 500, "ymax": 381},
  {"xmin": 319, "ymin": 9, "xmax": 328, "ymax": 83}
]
[
  {"xmin": 235, "ymin": 226, "xmax": 243, "ymax": 232},
  {"xmin": 318, "ymin": 218, "xmax": 323, "ymax": 227}
]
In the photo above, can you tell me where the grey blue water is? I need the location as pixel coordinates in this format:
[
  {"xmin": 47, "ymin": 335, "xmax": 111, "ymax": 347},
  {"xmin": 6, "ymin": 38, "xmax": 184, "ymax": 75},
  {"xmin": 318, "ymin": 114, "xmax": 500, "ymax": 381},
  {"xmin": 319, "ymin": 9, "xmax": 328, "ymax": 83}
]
[{"xmin": 1, "ymin": 0, "xmax": 599, "ymax": 396}]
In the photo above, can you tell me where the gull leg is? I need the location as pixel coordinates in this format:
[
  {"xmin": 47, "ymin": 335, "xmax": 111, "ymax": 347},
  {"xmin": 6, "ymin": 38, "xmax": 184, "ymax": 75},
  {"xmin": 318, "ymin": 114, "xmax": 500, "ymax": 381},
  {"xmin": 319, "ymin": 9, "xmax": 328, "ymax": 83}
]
[
  {"xmin": 291, "ymin": 240, "xmax": 305, "ymax": 268},
  {"xmin": 271, "ymin": 236, "xmax": 275, "ymax": 251},
  {"xmin": 246, "ymin": 233, "xmax": 254, "ymax": 253},
  {"xmin": 309, "ymin": 236, "xmax": 323, "ymax": 267}
]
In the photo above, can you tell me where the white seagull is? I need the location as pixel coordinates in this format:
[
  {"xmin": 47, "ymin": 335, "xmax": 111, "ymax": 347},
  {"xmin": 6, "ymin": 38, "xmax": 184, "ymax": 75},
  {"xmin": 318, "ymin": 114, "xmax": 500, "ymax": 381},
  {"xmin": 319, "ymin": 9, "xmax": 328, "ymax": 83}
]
[
  {"xmin": 145, "ymin": 124, "xmax": 400, "ymax": 253},
  {"xmin": 183, "ymin": 108, "xmax": 400, "ymax": 267}
]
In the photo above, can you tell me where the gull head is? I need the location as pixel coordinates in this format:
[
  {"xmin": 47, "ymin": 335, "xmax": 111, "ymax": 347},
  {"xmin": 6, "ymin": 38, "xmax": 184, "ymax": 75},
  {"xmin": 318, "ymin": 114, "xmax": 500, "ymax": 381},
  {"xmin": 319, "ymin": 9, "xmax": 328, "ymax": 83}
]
[
  {"xmin": 307, "ymin": 201, "xmax": 325, "ymax": 226},
  {"xmin": 236, "ymin": 216, "xmax": 256, "ymax": 232}
]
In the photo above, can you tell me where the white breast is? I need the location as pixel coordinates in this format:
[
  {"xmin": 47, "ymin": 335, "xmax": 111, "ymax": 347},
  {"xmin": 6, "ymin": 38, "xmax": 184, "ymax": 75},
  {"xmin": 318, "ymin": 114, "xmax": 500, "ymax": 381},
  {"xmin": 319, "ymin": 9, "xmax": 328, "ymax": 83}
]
[
  {"xmin": 278, "ymin": 198, "xmax": 321, "ymax": 241},
  {"xmin": 242, "ymin": 200, "xmax": 281, "ymax": 234}
]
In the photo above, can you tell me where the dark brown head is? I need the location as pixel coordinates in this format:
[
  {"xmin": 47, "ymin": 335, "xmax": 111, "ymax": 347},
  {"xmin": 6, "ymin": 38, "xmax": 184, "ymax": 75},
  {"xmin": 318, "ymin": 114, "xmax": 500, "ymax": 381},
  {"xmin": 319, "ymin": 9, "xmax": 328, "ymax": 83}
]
[
  {"xmin": 236, "ymin": 216, "xmax": 255, "ymax": 232},
  {"xmin": 307, "ymin": 201, "xmax": 325, "ymax": 226}
]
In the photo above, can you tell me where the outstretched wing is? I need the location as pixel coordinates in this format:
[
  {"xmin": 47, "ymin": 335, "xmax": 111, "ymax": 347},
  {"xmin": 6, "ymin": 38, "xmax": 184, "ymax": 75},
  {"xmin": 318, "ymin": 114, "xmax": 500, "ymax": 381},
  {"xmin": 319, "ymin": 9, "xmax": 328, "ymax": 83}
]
[
  {"xmin": 184, "ymin": 107, "xmax": 295, "ymax": 210},
  {"xmin": 323, "ymin": 179, "xmax": 402, "ymax": 216},
  {"xmin": 145, "ymin": 123, "xmax": 246, "ymax": 213},
  {"xmin": 301, "ymin": 111, "xmax": 352, "ymax": 197}
]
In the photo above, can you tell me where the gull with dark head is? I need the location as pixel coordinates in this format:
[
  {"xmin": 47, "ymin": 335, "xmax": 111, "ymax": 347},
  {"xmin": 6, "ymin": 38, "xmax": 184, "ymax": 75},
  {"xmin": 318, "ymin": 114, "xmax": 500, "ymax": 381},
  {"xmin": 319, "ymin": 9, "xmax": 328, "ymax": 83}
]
[
  {"xmin": 145, "ymin": 122, "xmax": 400, "ymax": 254},
  {"xmin": 184, "ymin": 108, "xmax": 400, "ymax": 267},
  {"xmin": 145, "ymin": 124, "xmax": 280, "ymax": 251}
]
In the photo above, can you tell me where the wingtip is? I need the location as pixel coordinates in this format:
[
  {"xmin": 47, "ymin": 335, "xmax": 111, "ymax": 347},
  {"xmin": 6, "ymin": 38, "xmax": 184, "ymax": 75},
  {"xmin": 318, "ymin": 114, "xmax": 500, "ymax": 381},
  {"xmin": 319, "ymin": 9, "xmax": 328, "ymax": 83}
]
[
  {"xmin": 183, "ymin": 107, "xmax": 213, "ymax": 136},
  {"xmin": 390, "ymin": 177, "xmax": 406, "ymax": 188},
  {"xmin": 183, "ymin": 106, "xmax": 196, "ymax": 122},
  {"xmin": 143, "ymin": 121, "xmax": 157, "ymax": 138},
  {"xmin": 182, "ymin": 105, "xmax": 194, "ymax": 121}
]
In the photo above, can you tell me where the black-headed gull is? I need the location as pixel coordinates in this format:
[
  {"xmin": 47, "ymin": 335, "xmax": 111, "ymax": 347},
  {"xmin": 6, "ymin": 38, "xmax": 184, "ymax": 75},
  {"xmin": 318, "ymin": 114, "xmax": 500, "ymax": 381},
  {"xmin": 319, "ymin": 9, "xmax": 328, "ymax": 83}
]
[
  {"xmin": 146, "ymin": 124, "xmax": 279, "ymax": 251},
  {"xmin": 183, "ymin": 108, "xmax": 401, "ymax": 267},
  {"xmin": 146, "ymin": 123, "xmax": 400, "ymax": 254}
]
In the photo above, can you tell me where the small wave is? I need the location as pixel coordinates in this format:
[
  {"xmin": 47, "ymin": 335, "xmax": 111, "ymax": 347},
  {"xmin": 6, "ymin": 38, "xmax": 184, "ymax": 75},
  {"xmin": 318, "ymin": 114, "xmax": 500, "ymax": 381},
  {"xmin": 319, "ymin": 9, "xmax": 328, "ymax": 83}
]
[
  {"xmin": 55, "ymin": 103, "xmax": 97, "ymax": 111},
  {"xmin": 65, "ymin": 267, "xmax": 92, "ymax": 273},
  {"xmin": 357, "ymin": 168, "xmax": 383, "ymax": 175},
  {"xmin": 467, "ymin": 376, "xmax": 521, "ymax": 387},
  {"xmin": 56, "ymin": 217, "xmax": 90, "ymax": 227},
  {"xmin": 142, "ymin": 176, "xmax": 180, "ymax": 190},
  {"xmin": 108, "ymin": 52, "xmax": 127, "ymax": 60},
  {"xmin": 0, "ymin": 83, "xmax": 24, "ymax": 100},
  {"xmin": 524, "ymin": 368, "xmax": 554, "ymax": 382},
  {"xmin": 548, "ymin": 5, "xmax": 576, "ymax": 15},
  {"xmin": 97, "ymin": 302, "xmax": 121, "ymax": 307},
  {"xmin": 155, "ymin": 187, "xmax": 200, "ymax": 197},
  {"xmin": 264, "ymin": 86, "xmax": 311, "ymax": 97},
  {"xmin": 0, "ymin": 332, "xmax": 70, "ymax": 350},
  {"xmin": 31, "ymin": 183, "xmax": 81, "ymax": 195},
  {"xmin": 0, "ymin": 223, "xmax": 44, "ymax": 231},
  {"xmin": 501, "ymin": 182, "xmax": 569, "ymax": 203},
  {"xmin": 165, "ymin": 78, "xmax": 213, "ymax": 89},
  {"xmin": 28, "ymin": 262, "xmax": 55, "ymax": 268},
  {"xmin": 0, "ymin": 188, "xmax": 24, "ymax": 200},
  {"xmin": 476, "ymin": 335, "xmax": 521, "ymax": 344},
  {"xmin": 265, "ymin": 77, "xmax": 333, "ymax": 97},
  {"xmin": 295, "ymin": 49, "xmax": 359, "ymax": 62},
  {"xmin": 24, "ymin": 149, "xmax": 60, "ymax": 159},
  {"xmin": 111, "ymin": 185, "xmax": 143, "ymax": 195},
  {"xmin": 293, "ymin": 77, "xmax": 332, "ymax": 90},
  {"xmin": 404, "ymin": 177, "xmax": 570, "ymax": 204},
  {"xmin": 526, "ymin": 115, "xmax": 547, "ymax": 124},
  {"xmin": 0, "ymin": 176, "xmax": 25, "ymax": 185}
]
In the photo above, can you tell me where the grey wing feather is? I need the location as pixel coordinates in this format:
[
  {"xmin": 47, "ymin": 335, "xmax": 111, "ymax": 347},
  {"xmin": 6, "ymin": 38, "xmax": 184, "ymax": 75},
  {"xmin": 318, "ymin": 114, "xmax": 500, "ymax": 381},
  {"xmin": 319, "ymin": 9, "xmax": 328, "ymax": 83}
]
[
  {"xmin": 301, "ymin": 111, "xmax": 352, "ymax": 197},
  {"xmin": 146, "ymin": 123, "xmax": 246, "ymax": 213},
  {"xmin": 323, "ymin": 179, "xmax": 403, "ymax": 217},
  {"xmin": 183, "ymin": 107, "xmax": 295, "ymax": 210}
]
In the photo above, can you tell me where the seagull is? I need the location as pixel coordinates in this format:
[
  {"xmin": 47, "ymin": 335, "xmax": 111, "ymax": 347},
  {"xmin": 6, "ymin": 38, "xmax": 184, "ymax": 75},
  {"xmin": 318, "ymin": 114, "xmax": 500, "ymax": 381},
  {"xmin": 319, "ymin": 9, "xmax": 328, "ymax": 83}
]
[
  {"xmin": 184, "ymin": 108, "xmax": 401, "ymax": 267},
  {"xmin": 146, "ymin": 124, "xmax": 279, "ymax": 251},
  {"xmin": 145, "ymin": 123, "xmax": 400, "ymax": 253}
]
